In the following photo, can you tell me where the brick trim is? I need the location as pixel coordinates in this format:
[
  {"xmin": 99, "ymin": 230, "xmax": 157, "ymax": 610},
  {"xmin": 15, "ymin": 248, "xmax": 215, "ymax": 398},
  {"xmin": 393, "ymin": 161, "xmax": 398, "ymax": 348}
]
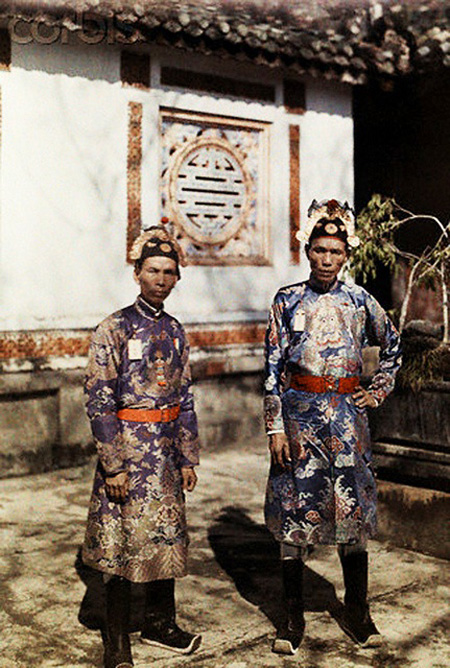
[
  {"xmin": 0, "ymin": 331, "xmax": 92, "ymax": 359},
  {"xmin": 289, "ymin": 124, "xmax": 300, "ymax": 264},
  {"xmin": 0, "ymin": 323, "xmax": 265, "ymax": 360},
  {"xmin": 126, "ymin": 101, "xmax": 143, "ymax": 261},
  {"xmin": 187, "ymin": 323, "xmax": 265, "ymax": 348}
]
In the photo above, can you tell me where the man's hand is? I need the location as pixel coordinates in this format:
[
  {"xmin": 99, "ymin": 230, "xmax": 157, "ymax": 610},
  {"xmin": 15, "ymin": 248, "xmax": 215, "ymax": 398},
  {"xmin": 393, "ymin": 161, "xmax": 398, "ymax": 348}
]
[
  {"xmin": 352, "ymin": 386, "xmax": 378, "ymax": 409},
  {"xmin": 269, "ymin": 432, "xmax": 291, "ymax": 468},
  {"xmin": 105, "ymin": 471, "xmax": 129, "ymax": 503},
  {"xmin": 182, "ymin": 466, "xmax": 198, "ymax": 492}
]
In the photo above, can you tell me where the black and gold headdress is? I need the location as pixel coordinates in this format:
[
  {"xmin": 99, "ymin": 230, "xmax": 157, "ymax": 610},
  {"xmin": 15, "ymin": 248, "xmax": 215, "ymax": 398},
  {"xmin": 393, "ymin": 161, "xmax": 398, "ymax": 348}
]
[
  {"xmin": 130, "ymin": 222, "xmax": 186, "ymax": 277},
  {"xmin": 298, "ymin": 199, "xmax": 360, "ymax": 248}
]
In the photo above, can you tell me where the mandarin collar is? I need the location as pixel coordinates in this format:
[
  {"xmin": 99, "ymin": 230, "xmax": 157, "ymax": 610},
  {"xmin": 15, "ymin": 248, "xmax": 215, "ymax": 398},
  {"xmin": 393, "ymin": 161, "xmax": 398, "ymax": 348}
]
[
  {"xmin": 135, "ymin": 295, "xmax": 164, "ymax": 320},
  {"xmin": 307, "ymin": 274, "xmax": 340, "ymax": 294}
]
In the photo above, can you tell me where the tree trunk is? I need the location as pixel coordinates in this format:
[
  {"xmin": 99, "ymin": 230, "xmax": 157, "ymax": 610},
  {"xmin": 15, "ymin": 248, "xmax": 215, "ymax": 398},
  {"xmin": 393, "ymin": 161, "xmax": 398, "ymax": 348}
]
[
  {"xmin": 442, "ymin": 262, "xmax": 449, "ymax": 344},
  {"xmin": 399, "ymin": 262, "xmax": 419, "ymax": 333}
]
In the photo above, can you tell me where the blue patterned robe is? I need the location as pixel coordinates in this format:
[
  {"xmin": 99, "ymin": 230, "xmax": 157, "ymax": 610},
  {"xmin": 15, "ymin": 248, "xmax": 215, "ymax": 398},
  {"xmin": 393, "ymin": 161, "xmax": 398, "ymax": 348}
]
[
  {"xmin": 264, "ymin": 277, "xmax": 401, "ymax": 546},
  {"xmin": 82, "ymin": 296, "xmax": 199, "ymax": 583}
]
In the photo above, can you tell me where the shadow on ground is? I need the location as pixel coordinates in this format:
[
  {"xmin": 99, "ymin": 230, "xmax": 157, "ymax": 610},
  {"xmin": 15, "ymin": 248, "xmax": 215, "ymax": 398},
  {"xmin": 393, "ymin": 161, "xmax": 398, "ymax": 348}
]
[{"xmin": 207, "ymin": 505, "xmax": 344, "ymax": 631}]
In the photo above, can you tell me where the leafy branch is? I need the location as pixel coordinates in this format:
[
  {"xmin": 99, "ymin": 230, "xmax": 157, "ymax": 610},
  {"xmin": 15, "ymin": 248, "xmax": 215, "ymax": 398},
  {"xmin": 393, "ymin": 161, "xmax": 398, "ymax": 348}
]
[{"xmin": 349, "ymin": 194, "xmax": 450, "ymax": 341}]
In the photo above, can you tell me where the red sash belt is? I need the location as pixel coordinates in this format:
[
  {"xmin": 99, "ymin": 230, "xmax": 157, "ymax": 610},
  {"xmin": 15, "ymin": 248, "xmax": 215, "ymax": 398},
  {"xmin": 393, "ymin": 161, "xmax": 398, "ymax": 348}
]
[
  {"xmin": 290, "ymin": 374, "xmax": 360, "ymax": 394},
  {"xmin": 117, "ymin": 406, "xmax": 180, "ymax": 422}
]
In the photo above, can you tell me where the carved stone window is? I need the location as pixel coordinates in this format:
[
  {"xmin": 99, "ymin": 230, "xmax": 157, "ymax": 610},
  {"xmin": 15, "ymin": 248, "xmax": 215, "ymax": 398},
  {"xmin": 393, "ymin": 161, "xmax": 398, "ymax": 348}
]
[{"xmin": 161, "ymin": 110, "xmax": 270, "ymax": 265}]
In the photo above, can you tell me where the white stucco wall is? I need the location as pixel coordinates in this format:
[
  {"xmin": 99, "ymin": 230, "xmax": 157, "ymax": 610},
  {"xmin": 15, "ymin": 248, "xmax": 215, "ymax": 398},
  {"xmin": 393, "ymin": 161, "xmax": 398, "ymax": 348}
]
[{"xmin": 0, "ymin": 40, "xmax": 353, "ymax": 331}]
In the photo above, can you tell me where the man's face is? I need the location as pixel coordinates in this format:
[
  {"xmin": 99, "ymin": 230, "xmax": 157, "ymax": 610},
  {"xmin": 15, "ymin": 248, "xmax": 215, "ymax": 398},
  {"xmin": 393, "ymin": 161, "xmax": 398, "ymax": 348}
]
[
  {"xmin": 307, "ymin": 237, "xmax": 348, "ymax": 287},
  {"xmin": 134, "ymin": 256, "xmax": 178, "ymax": 307}
]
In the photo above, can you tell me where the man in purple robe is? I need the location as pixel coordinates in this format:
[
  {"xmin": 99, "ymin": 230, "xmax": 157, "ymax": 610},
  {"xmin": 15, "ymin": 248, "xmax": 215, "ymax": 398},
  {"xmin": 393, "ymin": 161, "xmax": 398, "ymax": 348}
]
[
  {"xmin": 82, "ymin": 226, "xmax": 201, "ymax": 668},
  {"xmin": 264, "ymin": 199, "xmax": 401, "ymax": 655}
]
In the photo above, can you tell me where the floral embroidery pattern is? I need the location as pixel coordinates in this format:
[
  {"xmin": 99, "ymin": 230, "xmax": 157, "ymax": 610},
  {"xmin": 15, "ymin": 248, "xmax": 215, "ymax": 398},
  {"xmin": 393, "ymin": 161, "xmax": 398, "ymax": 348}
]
[
  {"xmin": 82, "ymin": 297, "xmax": 199, "ymax": 582},
  {"xmin": 264, "ymin": 279, "xmax": 401, "ymax": 546}
]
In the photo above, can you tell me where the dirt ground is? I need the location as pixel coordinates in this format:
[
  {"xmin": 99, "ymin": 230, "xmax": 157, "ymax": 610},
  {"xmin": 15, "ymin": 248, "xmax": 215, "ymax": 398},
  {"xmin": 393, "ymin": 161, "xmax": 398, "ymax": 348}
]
[{"xmin": 0, "ymin": 448, "xmax": 448, "ymax": 667}]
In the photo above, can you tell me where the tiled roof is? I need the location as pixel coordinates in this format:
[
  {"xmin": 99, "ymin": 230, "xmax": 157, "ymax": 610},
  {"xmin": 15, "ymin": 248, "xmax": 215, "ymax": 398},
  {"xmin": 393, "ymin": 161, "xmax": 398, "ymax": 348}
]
[{"xmin": 3, "ymin": 1, "xmax": 450, "ymax": 84}]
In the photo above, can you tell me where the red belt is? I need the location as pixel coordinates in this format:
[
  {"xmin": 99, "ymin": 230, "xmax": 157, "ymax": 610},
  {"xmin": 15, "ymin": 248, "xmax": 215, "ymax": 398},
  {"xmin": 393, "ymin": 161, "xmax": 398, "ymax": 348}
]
[
  {"xmin": 117, "ymin": 406, "xmax": 180, "ymax": 422},
  {"xmin": 290, "ymin": 374, "xmax": 360, "ymax": 394}
]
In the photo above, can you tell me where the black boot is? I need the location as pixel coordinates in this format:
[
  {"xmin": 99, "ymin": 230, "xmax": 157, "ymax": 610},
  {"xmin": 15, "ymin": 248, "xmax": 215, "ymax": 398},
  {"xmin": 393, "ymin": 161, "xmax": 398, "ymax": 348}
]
[
  {"xmin": 272, "ymin": 558, "xmax": 305, "ymax": 655},
  {"xmin": 340, "ymin": 551, "xmax": 382, "ymax": 647},
  {"xmin": 103, "ymin": 576, "xmax": 133, "ymax": 668},
  {"xmin": 141, "ymin": 578, "xmax": 201, "ymax": 655}
]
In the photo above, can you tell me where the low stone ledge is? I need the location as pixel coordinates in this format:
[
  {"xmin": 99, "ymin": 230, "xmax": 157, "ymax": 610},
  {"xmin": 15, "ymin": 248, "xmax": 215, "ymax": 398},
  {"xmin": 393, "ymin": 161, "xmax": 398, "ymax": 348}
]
[
  {"xmin": 369, "ymin": 383, "xmax": 450, "ymax": 490},
  {"xmin": 373, "ymin": 440, "xmax": 450, "ymax": 492},
  {"xmin": 376, "ymin": 480, "xmax": 450, "ymax": 560}
]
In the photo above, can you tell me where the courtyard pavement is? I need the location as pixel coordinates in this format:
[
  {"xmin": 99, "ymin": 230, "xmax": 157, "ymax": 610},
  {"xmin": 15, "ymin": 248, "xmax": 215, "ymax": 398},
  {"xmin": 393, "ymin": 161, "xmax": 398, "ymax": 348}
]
[{"xmin": 0, "ymin": 447, "xmax": 448, "ymax": 668}]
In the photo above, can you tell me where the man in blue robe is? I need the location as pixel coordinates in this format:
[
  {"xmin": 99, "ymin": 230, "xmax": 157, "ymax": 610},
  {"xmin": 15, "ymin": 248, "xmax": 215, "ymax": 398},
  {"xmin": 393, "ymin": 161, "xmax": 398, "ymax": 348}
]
[
  {"xmin": 264, "ymin": 199, "xmax": 401, "ymax": 654},
  {"xmin": 83, "ymin": 226, "xmax": 201, "ymax": 668}
]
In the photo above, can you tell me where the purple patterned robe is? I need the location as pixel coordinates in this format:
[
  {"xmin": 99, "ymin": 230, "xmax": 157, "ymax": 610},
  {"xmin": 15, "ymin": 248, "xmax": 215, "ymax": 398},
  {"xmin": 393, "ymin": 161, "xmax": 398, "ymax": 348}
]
[
  {"xmin": 82, "ymin": 296, "xmax": 199, "ymax": 583},
  {"xmin": 264, "ymin": 277, "xmax": 401, "ymax": 547}
]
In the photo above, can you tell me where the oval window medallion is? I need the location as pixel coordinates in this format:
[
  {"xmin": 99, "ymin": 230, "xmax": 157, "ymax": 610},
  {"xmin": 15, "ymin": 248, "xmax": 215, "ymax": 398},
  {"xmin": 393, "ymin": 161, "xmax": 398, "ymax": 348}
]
[
  {"xmin": 168, "ymin": 137, "xmax": 251, "ymax": 246},
  {"xmin": 161, "ymin": 110, "xmax": 270, "ymax": 265}
]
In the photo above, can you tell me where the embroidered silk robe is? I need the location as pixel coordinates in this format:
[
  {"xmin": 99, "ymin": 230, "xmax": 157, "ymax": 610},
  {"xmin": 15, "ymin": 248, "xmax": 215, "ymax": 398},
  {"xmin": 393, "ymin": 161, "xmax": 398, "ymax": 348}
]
[
  {"xmin": 264, "ymin": 278, "xmax": 401, "ymax": 547},
  {"xmin": 82, "ymin": 296, "xmax": 199, "ymax": 583}
]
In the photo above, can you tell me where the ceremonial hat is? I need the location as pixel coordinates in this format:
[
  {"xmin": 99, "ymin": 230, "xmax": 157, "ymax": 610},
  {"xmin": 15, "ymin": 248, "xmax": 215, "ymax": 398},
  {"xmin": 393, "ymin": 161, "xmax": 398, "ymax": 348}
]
[
  {"xmin": 129, "ymin": 221, "xmax": 186, "ymax": 278},
  {"xmin": 298, "ymin": 199, "xmax": 360, "ymax": 248}
]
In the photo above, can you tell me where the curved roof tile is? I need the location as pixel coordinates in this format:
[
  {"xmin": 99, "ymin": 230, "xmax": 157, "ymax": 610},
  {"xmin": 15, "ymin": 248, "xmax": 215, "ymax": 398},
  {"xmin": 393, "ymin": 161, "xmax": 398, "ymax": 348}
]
[{"xmin": 2, "ymin": 0, "xmax": 450, "ymax": 84}]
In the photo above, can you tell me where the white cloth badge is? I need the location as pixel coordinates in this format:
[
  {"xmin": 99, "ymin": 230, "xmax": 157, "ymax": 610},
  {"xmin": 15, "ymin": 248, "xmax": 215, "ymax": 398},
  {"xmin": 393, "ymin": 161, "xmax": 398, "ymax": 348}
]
[
  {"xmin": 128, "ymin": 338, "xmax": 143, "ymax": 360},
  {"xmin": 293, "ymin": 309, "xmax": 306, "ymax": 331}
]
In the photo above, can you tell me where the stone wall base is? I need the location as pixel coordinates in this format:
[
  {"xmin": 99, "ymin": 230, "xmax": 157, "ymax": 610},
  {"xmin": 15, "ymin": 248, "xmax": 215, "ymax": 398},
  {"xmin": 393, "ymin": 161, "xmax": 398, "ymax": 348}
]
[
  {"xmin": 0, "ymin": 369, "xmax": 92, "ymax": 477},
  {"xmin": 0, "ymin": 369, "xmax": 266, "ymax": 478},
  {"xmin": 376, "ymin": 480, "xmax": 450, "ymax": 560},
  {"xmin": 369, "ymin": 382, "xmax": 450, "ymax": 492}
]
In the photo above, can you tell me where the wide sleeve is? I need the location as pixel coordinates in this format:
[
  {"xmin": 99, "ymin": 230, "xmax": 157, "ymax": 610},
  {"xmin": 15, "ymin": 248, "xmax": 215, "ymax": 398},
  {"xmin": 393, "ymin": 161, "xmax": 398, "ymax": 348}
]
[
  {"xmin": 365, "ymin": 294, "xmax": 402, "ymax": 406},
  {"xmin": 264, "ymin": 293, "xmax": 289, "ymax": 434},
  {"xmin": 177, "ymin": 329, "xmax": 200, "ymax": 468},
  {"xmin": 84, "ymin": 318, "xmax": 126, "ymax": 475}
]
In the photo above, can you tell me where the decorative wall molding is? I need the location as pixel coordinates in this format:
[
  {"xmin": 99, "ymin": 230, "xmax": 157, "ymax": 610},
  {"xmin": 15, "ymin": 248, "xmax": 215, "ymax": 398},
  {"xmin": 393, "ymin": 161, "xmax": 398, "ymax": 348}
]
[
  {"xmin": 161, "ymin": 109, "xmax": 270, "ymax": 265},
  {"xmin": 186, "ymin": 322, "xmax": 265, "ymax": 348},
  {"xmin": 126, "ymin": 101, "xmax": 143, "ymax": 260},
  {"xmin": 0, "ymin": 330, "xmax": 92, "ymax": 360},
  {"xmin": 289, "ymin": 123, "xmax": 300, "ymax": 264},
  {"xmin": 0, "ymin": 322, "xmax": 265, "ymax": 364}
]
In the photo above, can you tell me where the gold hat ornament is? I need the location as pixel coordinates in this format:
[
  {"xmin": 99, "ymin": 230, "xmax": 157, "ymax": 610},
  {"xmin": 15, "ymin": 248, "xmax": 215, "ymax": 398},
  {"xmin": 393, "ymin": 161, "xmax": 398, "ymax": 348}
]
[
  {"xmin": 296, "ymin": 199, "xmax": 360, "ymax": 248},
  {"xmin": 129, "ymin": 221, "xmax": 187, "ymax": 267}
]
